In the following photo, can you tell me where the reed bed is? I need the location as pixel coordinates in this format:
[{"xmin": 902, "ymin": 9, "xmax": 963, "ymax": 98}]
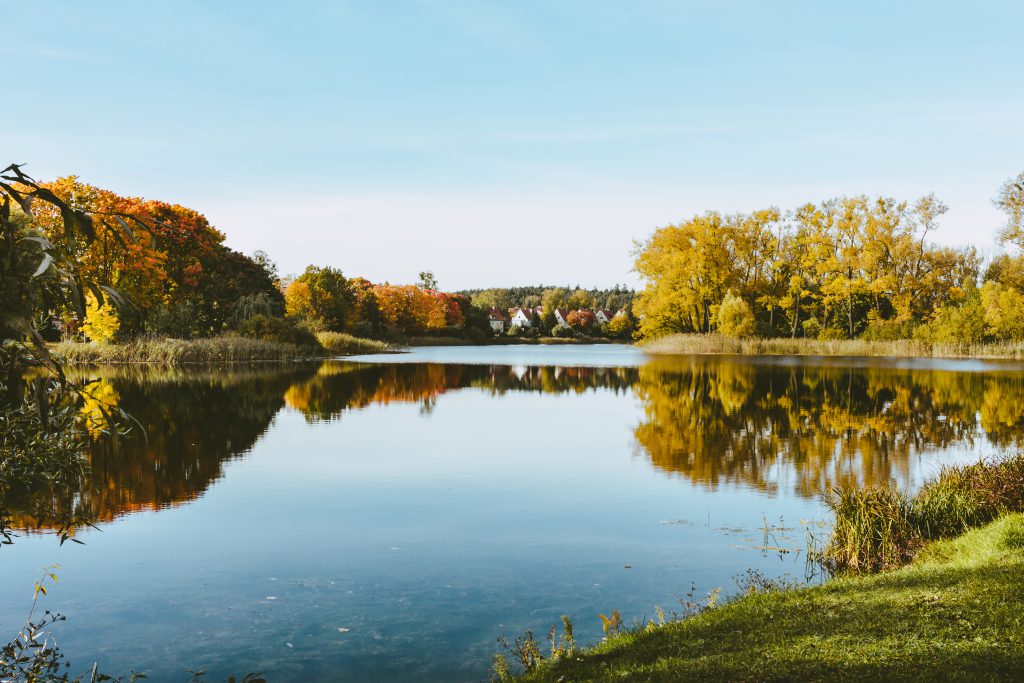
[
  {"xmin": 823, "ymin": 454, "xmax": 1024, "ymax": 573},
  {"xmin": 53, "ymin": 335, "xmax": 321, "ymax": 365},
  {"xmin": 642, "ymin": 333, "xmax": 1024, "ymax": 359},
  {"xmin": 315, "ymin": 332, "xmax": 397, "ymax": 355}
]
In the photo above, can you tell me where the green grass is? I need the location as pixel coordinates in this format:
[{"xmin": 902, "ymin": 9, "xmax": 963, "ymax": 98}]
[
  {"xmin": 642, "ymin": 333, "xmax": 1024, "ymax": 360},
  {"xmin": 52, "ymin": 335, "xmax": 322, "ymax": 364},
  {"xmin": 515, "ymin": 513, "xmax": 1024, "ymax": 682},
  {"xmin": 315, "ymin": 331, "xmax": 398, "ymax": 355}
]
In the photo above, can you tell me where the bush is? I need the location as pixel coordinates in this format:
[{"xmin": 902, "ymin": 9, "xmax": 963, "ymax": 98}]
[
  {"xmin": 145, "ymin": 300, "xmax": 203, "ymax": 339},
  {"xmin": 235, "ymin": 315, "xmax": 320, "ymax": 348},
  {"xmin": 716, "ymin": 292, "xmax": 756, "ymax": 338},
  {"xmin": 861, "ymin": 314, "xmax": 916, "ymax": 341},
  {"xmin": 550, "ymin": 324, "xmax": 575, "ymax": 338},
  {"xmin": 607, "ymin": 314, "xmax": 635, "ymax": 340},
  {"xmin": 801, "ymin": 317, "xmax": 821, "ymax": 339},
  {"xmin": 818, "ymin": 327, "xmax": 847, "ymax": 341}
]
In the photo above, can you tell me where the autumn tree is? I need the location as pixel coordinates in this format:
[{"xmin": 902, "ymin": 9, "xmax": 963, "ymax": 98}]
[
  {"xmin": 285, "ymin": 266, "xmax": 354, "ymax": 332},
  {"xmin": 566, "ymin": 309, "xmax": 596, "ymax": 331}
]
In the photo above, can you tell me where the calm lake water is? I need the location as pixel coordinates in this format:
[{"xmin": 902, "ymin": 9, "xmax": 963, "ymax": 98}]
[{"xmin": 4, "ymin": 345, "xmax": 1024, "ymax": 681}]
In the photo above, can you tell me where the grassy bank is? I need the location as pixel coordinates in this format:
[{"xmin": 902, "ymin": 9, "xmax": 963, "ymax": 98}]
[
  {"xmin": 515, "ymin": 513, "xmax": 1024, "ymax": 682},
  {"xmin": 642, "ymin": 333, "xmax": 1024, "ymax": 359},
  {"xmin": 508, "ymin": 455, "xmax": 1024, "ymax": 681},
  {"xmin": 54, "ymin": 335, "xmax": 322, "ymax": 365},
  {"xmin": 315, "ymin": 331, "xmax": 397, "ymax": 355}
]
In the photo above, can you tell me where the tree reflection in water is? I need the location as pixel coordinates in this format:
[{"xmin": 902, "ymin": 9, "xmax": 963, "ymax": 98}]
[{"xmin": 634, "ymin": 357, "xmax": 1024, "ymax": 496}]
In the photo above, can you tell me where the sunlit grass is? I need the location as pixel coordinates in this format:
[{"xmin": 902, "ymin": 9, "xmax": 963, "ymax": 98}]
[
  {"xmin": 515, "ymin": 514, "xmax": 1024, "ymax": 681},
  {"xmin": 315, "ymin": 331, "xmax": 397, "ymax": 355},
  {"xmin": 53, "ymin": 335, "xmax": 321, "ymax": 364}
]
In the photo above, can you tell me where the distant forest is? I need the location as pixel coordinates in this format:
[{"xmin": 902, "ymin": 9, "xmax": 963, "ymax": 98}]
[{"xmin": 457, "ymin": 285, "xmax": 635, "ymax": 313}]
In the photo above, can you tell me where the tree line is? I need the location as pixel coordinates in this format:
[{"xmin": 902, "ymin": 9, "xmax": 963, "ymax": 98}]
[{"xmin": 633, "ymin": 171, "xmax": 1024, "ymax": 344}]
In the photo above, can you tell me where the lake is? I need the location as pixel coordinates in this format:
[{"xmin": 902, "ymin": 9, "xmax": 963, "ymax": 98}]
[{"xmin": 3, "ymin": 346, "xmax": 1023, "ymax": 681}]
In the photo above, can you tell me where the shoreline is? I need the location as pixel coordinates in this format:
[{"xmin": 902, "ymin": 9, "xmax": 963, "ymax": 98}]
[{"xmin": 513, "ymin": 512, "xmax": 1024, "ymax": 682}]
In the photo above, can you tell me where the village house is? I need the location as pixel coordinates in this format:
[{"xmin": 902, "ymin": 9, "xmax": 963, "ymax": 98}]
[
  {"xmin": 594, "ymin": 309, "xmax": 615, "ymax": 325},
  {"xmin": 487, "ymin": 307, "xmax": 507, "ymax": 334},
  {"xmin": 553, "ymin": 308, "xmax": 571, "ymax": 327},
  {"xmin": 508, "ymin": 307, "xmax": 536, "ymax": 328}
]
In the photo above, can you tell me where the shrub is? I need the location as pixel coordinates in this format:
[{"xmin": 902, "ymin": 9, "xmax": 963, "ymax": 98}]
[
  {"xmin": 818, "ymin": 327, "xmax": 847, "ymax": 341},
  {"xmin": 144, "ymin": 300, "xmax": 202, "ymax": 339},
  {"xmin": 235, "ymin": 314, "xmax": 320, "ymax": 348},
  {"xmin": 716, "ymin": 292, "xmax": 756, "ymax": 338},
  {"xmin": 607, "ymin": 314, "xmax": 634, "ymax": 340},
  {"xmin": 861, "ymin": 313, "xmax": 916, "ymax": 341},
  {"xmin": 801, "ymin": 317, "xmax": 821, "ymax": 339},
  {"xmin": 551, "ymin": 324, "xmax": 575, "ymax": 338}
]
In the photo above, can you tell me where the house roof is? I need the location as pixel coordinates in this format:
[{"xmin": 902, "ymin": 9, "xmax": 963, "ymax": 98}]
[{"xmin": 487, "ymin": 307, "xmax": 507, "ymax": 321}]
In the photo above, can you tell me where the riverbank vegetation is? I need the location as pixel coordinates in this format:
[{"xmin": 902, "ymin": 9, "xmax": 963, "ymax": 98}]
[
  {"xmin": 634, "ymin": 172, "xmax": 1024, "ymax": 352},
  {"xmin": 642, "ymin": 333, "xmax": 1024, "ymax": 359},
  {"xmin": 509, "ymin": 513, "xmax": 1024, "ymax": 682},
  {"xmin": 504, "ymin": 455, "xmax": 1024, "ymax": 681},
  {"xmin": 52, "ymin": 335, "xmax": 324, "ymax": 365}
]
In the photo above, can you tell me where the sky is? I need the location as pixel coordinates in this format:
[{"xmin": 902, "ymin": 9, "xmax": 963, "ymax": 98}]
[{"xmin": 5, "ymin": 1, "xmax": 1024, "ymax": 290}]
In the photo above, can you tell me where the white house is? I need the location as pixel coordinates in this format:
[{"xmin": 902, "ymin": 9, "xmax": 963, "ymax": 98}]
[
  {"xmin": 594, "ymin": 309, "xmax": 615, "ymax": 325},
  {"xmin": 553, "ymin": 308, "xmax": 571, "ymax": 327},
  {"xmin": 509, "ymin": 307, "xmax": 536, "ymax": 328},
  {"xmin": 487, "ymin": 307, "xmax": 507, "ymax": 334}
]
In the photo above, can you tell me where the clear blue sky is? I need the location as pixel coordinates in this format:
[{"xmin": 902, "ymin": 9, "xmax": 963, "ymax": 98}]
[{"xmin": 5, "ymin": 1, "xmax": 1023, "ymax": 289}]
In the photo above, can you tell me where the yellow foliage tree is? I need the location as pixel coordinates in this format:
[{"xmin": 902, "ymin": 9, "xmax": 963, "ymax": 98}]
[
  {"xmin": 82, "ymin": 293, "xmax": 120, "ymax": 343},
  {"xmin": 716, "ymin": 292, "xmax": 756, "ymax": 338},
  {"xmin": 981, "ymin": 281, "xmax": 1024, "ymax": 340}
]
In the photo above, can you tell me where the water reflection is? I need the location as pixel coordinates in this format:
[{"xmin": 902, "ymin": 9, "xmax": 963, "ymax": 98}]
[
  {"xmin": 634, "ymin": 357, "xmax": 1024, "ymax": 496},
  {"xmin": 9, "ymin": 355, "xmax": 1024, "ymax": 532}
]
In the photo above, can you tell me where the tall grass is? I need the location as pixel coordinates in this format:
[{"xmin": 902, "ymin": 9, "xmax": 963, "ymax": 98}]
[
  {"xmin": 822, "ymin": 487, "xmax": 919, "ymax": 573},
  {"xmin": 643, "ymin": 333, "xmax": 1024, "ymax": 360},
  {"xmin": 53, "ymin": 335, "xmax": 321, "ymax": 365},
  {"xmin": 315, "ymin": 332, "xmax": 397, "ymax": 355},
  {"xmin": 823, "ymin": 454, "xmax": 1024, "ymax": 573}
]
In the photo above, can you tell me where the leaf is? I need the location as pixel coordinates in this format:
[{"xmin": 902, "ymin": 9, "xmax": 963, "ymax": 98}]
[{"xmin": 32, "ymin": 253, "xmax": 53, "ymax": 277}]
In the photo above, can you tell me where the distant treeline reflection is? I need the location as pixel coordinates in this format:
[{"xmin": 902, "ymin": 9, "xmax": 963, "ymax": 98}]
[{"xmin": 10, "ymin": 358, "xmax": 1024, "ymax": 533}]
